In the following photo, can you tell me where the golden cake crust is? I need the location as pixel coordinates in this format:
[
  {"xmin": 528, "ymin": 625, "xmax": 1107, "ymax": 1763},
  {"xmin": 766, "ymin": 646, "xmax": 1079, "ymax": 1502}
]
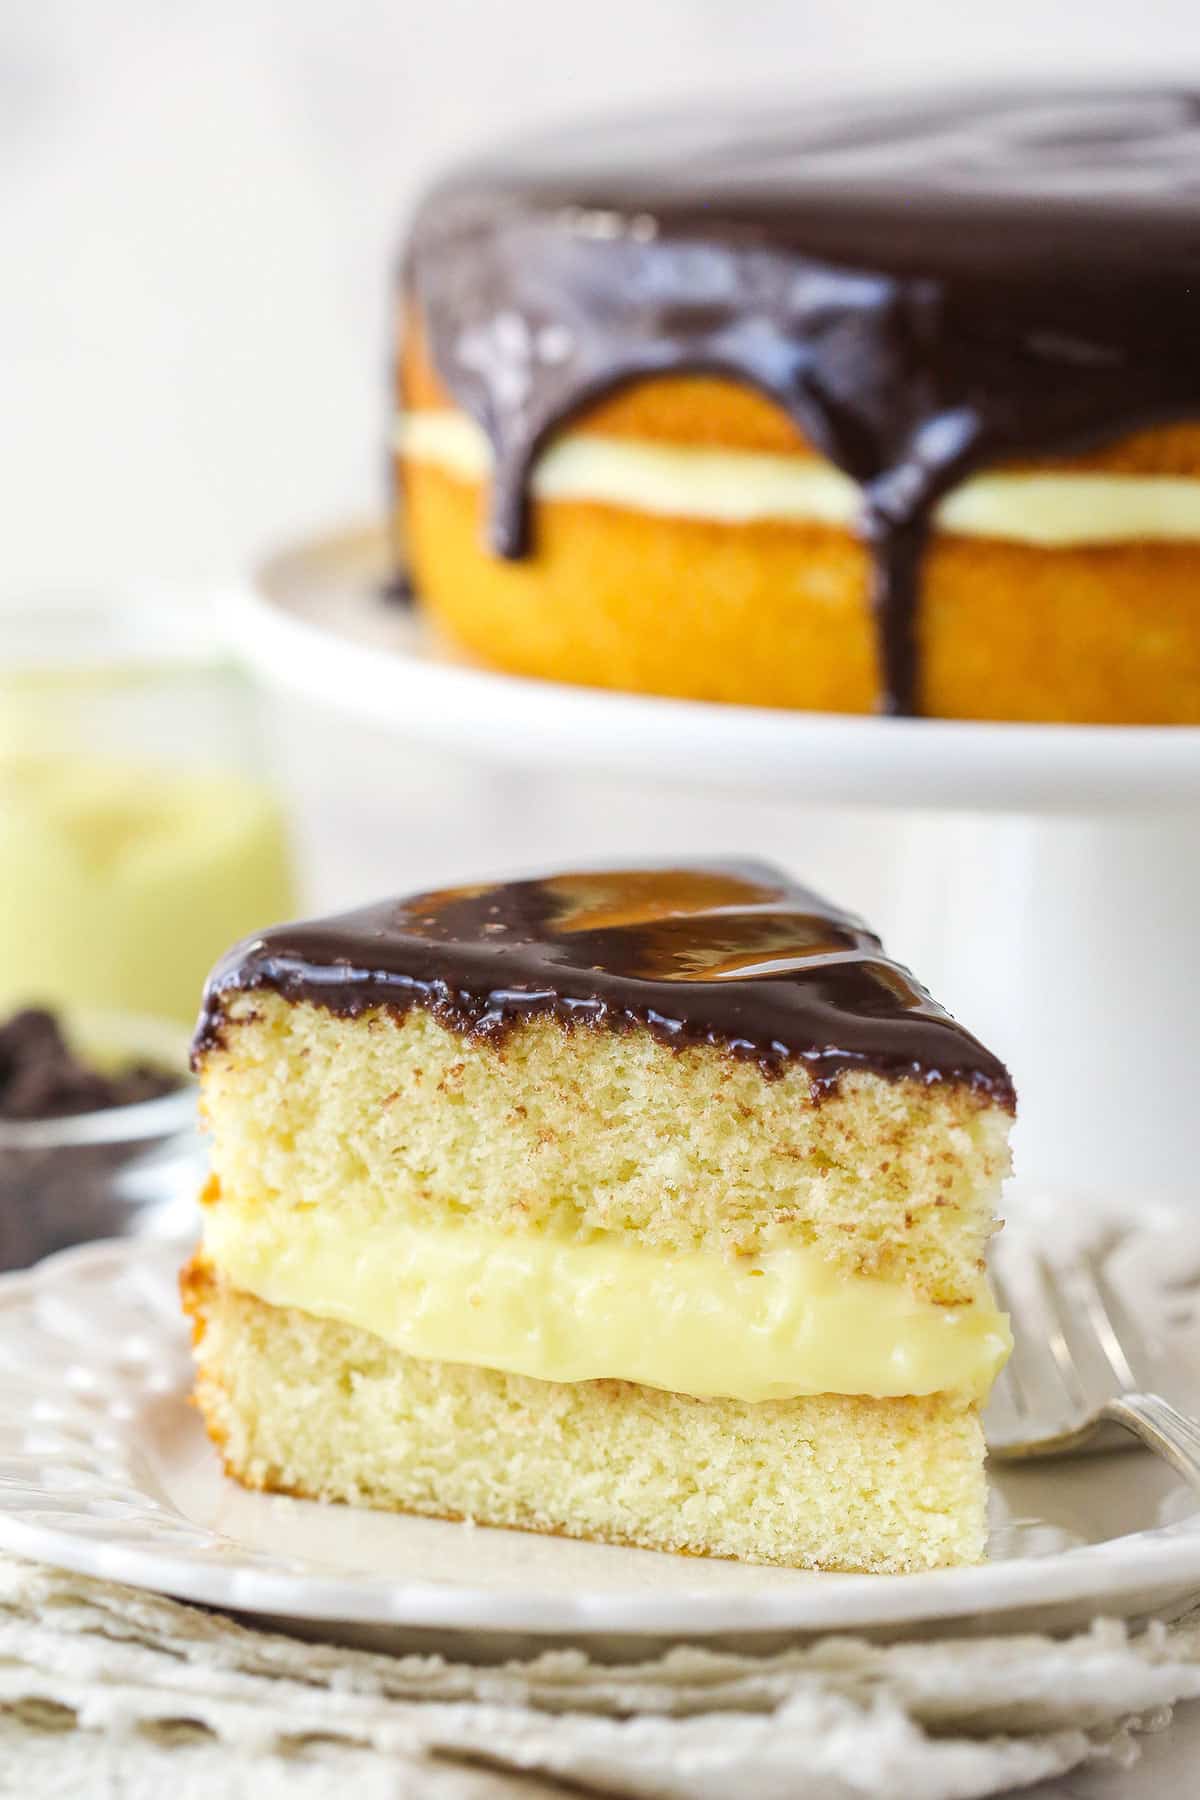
[{"xmin": 398, "ymin": 329, "xmax": 1200, "ymax": 723}]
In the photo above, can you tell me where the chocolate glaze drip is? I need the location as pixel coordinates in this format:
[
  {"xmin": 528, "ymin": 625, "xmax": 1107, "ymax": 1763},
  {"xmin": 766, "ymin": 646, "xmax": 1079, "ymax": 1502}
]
[
  {"xmin": 194, "ymin": 862, "xmax": 1014, "ymax": 1106},
  {"xmin": 404, "ymin": 87, "xmax": 1200, "ymax": 714}
]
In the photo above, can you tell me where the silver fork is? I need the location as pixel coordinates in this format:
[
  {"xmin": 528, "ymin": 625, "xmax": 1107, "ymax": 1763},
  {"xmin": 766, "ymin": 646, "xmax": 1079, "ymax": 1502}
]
[{"xmin": 987, "ymin": 1240, "xmax": 1200, "ymax": 1492}]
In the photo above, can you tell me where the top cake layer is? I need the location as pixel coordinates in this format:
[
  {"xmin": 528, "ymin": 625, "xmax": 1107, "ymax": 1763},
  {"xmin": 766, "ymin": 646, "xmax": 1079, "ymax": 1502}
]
[
  {"xmin": 405, "ymin": 86, "xmax": 1200, "ymax": 713},
  {"xmin": 195, "ymin": 862, "xmax": 1013, "ymax": 1105}
]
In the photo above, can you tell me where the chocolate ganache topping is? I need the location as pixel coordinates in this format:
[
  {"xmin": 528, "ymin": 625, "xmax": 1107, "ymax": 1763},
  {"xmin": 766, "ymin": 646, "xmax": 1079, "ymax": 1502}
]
[
  {"xmin": 195, "ymin": 863, "xmax": 1014, "ymax": 1105},
  {"xmin": 404, "ymin": 87, "xmax": 1200, "ymax": 714}
]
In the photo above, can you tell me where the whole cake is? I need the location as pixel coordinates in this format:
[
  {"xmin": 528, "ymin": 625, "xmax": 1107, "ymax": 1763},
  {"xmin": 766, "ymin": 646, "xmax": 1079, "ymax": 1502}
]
[
  {"xmin": 395, "ymin": 88, "xmax": 1200, "ymax": 721},
  {"xmin": 184, "ymin": 863, "xmax": 1014, "ymax": 1572}
]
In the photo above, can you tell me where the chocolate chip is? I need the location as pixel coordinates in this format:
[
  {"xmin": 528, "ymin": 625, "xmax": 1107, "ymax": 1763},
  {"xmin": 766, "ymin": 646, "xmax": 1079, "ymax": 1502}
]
[{"xmin": 0, "ymin": 1009, "xmax": 181, "ymax": 1120}]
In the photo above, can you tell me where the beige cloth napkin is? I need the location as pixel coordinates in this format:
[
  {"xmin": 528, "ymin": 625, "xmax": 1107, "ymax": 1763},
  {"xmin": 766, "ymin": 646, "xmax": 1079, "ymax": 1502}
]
[{"xmin": 2, "ymin": 1555, "xmax": 1200, "ymax": 1798}]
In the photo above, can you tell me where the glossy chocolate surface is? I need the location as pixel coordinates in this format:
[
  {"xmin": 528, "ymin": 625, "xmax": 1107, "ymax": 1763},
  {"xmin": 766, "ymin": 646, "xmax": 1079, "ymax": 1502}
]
[
  {"xmin": 404, "ymin": 87, "xmax": 1200, "ymax": 714},
  {"xmin": 195, "ymin": 863, "xmax": 1014, "ymax": 1104}
]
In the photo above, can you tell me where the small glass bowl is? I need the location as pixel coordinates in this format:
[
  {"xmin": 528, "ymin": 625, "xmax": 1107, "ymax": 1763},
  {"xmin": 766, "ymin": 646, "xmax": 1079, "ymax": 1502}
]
[{"xmin": 0, "ymin": 1013, "xmax": 205, "ymax": 1273}]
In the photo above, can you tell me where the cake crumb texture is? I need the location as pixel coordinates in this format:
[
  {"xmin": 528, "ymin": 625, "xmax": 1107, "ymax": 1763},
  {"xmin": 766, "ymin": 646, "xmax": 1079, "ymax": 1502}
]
[
  {"xmin": 183, "ymin": 1260, "xmax": 988, "ymax": 1574},
  {"xmin": 200, "ymin": 993, "xmax": 1011, "ymax": 1306}
]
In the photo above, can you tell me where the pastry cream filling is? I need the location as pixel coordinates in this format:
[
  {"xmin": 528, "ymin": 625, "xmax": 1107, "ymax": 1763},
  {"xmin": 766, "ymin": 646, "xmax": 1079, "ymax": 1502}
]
[
  {"xmin": 202, "ymin": 1203, "xmax": 1011, "ymax": 1403},
  {"xmin": 396, "ymin": 409, "xmax": 1200, "ymax": 547},
  {"xmin": 0, "ymin": 753, "xmax": 294, "ymax": 1024}
]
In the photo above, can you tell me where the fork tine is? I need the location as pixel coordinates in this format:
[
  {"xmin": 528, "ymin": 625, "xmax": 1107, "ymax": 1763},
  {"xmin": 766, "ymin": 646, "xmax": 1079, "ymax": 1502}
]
[
  {"xmin": 988, "ymin": 1226, "xmax": 1200, "ymax": 1469},
  {"xmin": 1030, "ymin": 1255, "xmax": 1090, "ymax": 1415},
  {"xmin": 1059, "ymin": 1251, "xmax": 1138, "ymax": 1391},
  {"xmin": 1092, "ymin": 1243, "xmax": 1167, "ymax": 1380},
  {"xmin": 1037, "ymin": 1249, "xmax": 1161, "ymax": 1420},
  {"xmin": 990, "ymin": 1258, "xmax": 1081, "ymax": 1426}
]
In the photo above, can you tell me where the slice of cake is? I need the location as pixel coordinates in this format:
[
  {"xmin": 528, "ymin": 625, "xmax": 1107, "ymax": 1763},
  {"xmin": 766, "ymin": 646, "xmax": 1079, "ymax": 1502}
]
[{"xmin": 184, "ymin": 862, "xmax": 1014, "ymax": 1572}]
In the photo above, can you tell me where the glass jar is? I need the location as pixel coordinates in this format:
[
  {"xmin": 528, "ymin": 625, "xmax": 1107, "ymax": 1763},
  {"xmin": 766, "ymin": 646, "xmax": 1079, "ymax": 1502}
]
[{"xmin": 0, "ymin": 591, "xmax": 297, "ymax": 1025}]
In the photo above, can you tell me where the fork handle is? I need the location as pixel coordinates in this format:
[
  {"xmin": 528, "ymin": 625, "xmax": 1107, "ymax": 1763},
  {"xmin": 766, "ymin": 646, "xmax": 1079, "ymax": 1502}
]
[{"xmin": 1101, "ymin": 1393, "xmax": 1200, "ymax": 1493}]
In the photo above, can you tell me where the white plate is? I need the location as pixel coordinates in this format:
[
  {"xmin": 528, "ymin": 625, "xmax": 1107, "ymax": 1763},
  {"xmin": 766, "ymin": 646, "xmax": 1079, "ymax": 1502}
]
[
  {"xmin": 1, "ymin": 1198, "xmax": 1199, "ymax": 1655},
  {"xmin": 233, "ymin": 523, "xmax": 1200, "ymax": 814}
]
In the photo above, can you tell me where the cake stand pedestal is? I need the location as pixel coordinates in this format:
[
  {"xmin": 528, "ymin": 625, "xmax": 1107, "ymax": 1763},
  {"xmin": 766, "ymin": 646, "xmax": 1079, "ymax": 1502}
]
[
  {"xmin": 888, "ymin": 811, "xmax": 1199, "ymax": 1199},
  {"xmin": 232, "ymin": 524, "xmax": 1200, "ymax": 1203}
]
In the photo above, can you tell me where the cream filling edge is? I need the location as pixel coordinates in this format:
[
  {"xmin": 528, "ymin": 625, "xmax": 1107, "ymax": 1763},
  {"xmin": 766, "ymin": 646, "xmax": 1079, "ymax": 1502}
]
[
  {"xmin": 202, "ymin": 1202, "xmax": 1012, "ymax": 1405},
  {"xmin": 396, "ymin": 409, "xmax": 1200, "ymax": 547}
]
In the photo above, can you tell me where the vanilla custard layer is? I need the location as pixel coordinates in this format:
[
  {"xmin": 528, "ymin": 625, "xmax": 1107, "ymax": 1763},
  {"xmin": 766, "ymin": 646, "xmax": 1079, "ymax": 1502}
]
[
  {"xmin": 397, "ymin": 410, "xmax": 1200, "ymax": 547},
  {"xmin": 202, "ymin": 1204, "xmax": 1011, "ymax": 1403}
]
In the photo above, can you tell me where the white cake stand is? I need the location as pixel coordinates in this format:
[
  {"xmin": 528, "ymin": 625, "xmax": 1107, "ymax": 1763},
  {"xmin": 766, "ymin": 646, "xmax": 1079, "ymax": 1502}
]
[{"xmin": 233, "ymin": 524, "xmax": 1200, "ymax": 1201}]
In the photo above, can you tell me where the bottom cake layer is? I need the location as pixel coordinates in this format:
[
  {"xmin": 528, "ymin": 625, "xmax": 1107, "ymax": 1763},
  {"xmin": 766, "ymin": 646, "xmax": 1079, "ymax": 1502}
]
[{"xmin": 182, "ymin": 1260, "xmax": 989, "ymax": 1573}]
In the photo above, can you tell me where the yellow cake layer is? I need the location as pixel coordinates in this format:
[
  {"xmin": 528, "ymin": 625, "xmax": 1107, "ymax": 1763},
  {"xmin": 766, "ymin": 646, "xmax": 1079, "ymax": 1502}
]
[
  {"xmin": 201, "ymin": 1196, "xmax": 1010, "ymax": 1402},
  {"xmin": 184, "ymin": 1261, "xmax": 989, "ymax": 1572},
  {"xmin": 199, "ymin": 994, "xmax": 1011, "ymax": 1308},
  {"xmin": 402, "ymin": 459, "xmax": 1200, "ymax": 722}
]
